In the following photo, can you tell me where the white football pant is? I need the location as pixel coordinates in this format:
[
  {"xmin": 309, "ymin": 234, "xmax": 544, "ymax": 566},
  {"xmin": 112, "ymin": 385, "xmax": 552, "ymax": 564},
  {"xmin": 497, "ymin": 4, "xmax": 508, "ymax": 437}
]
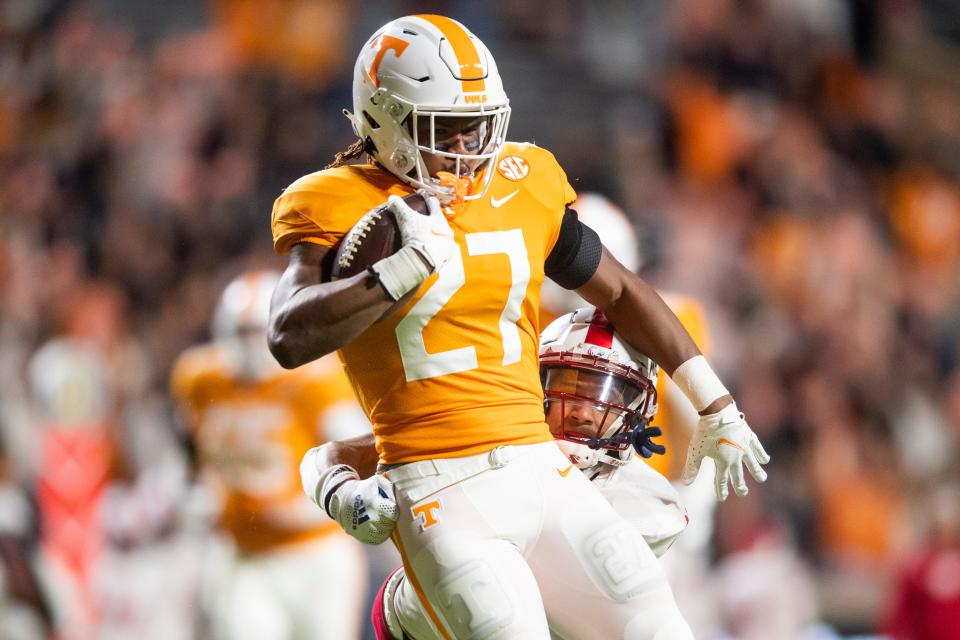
[
  {"xmin": 212, "ymin": 532, "xmax": 367, "ymax": 640},
  {"xmin": 383, "ymin": 442, "xmax": 692, "ymax": 639}
]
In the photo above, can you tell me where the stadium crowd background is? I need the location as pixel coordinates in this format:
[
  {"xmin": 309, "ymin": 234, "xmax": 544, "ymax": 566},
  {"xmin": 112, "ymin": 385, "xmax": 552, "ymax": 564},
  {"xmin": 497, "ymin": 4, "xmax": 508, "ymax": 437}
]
[{"xmin": 1, "ymin": 0, "xmax": 959, "ymax": 638}]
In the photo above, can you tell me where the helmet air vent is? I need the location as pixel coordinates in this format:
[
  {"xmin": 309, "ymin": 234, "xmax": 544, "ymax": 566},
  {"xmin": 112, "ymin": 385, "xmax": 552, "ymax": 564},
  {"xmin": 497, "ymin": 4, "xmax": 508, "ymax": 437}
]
[{"xmin": 362, "ymin": 111, "xmax": 381, "ymax": 130}]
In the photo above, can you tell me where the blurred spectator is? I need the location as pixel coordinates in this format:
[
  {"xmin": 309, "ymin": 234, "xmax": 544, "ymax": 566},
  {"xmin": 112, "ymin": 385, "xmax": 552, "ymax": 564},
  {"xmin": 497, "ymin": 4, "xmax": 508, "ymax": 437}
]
[
  {"xmin": 713, "ymin": 493, "xmax": 821, "ymax": 640},
  {"xmin": 0, "ymin": 435, "xmax": 53, "ymax": 640},
  {"xmin": 880, "ymin": 480, "xmax": 960, "ymax": 640}
]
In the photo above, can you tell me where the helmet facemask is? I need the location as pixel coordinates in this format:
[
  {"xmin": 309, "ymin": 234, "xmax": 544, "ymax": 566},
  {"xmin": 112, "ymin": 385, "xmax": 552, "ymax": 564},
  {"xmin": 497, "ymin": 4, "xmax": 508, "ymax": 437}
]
[
  {"xmin": 398, "ymin": 104, "xmax": 509, "ymax": 204},
  {"xmin": 540, "ymin": 352, "xmax": 657, "ymax": 470}
]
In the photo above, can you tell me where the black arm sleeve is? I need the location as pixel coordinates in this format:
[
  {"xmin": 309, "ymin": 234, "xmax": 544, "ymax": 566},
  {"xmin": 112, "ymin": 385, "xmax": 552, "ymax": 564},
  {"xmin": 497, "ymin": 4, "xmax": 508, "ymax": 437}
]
[{"xmin": 544, "ymin": 207, "xmax": 602, "ymax": 290}]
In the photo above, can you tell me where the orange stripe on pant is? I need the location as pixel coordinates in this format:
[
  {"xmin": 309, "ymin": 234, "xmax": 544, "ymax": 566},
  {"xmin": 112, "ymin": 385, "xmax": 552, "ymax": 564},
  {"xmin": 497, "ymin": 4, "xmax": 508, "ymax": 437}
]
[
  {"xmin": 415, "ymin": 15, "xmax": 486, "ymax": 94},
  {"xmin": 390, "ymin": 529, "xmax": 452, "ymax": 640}
]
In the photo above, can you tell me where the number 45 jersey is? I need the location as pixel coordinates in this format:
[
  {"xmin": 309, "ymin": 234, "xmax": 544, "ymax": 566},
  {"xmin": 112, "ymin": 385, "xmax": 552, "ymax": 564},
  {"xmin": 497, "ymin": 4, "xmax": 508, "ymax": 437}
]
[
  {"xmin": 170, "ymin": 348, "xmax": 363, "ymax": 552},
  {"xmin": 272, "ymin": 142, "xmax": 577, "ymax": 464}
]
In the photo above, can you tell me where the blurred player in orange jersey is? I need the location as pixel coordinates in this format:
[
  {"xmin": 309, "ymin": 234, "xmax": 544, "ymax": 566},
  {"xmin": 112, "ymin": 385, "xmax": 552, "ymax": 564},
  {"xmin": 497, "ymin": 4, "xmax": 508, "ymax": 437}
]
[
  {"xmin": 171, "ymin": 271, "xmax": 370, "ymax": 640},
  {"xmin": 270, "ymin": 15, "xmax": 767, "ymax": 639}
]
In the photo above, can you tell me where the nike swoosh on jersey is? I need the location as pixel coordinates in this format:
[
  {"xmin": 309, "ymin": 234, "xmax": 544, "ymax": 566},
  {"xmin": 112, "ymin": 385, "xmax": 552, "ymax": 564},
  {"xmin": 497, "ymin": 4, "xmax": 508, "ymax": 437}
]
[
  {"xmin": 557, "ymin": 464, "xmax": 574, "ymax": 477},
  {"xmin": 717, "ymin": 438, "xmax": 744, "ymax": 451},
  {"xmin": 490, "ymin": 190, "xmax": 519, "ymax": 208}
]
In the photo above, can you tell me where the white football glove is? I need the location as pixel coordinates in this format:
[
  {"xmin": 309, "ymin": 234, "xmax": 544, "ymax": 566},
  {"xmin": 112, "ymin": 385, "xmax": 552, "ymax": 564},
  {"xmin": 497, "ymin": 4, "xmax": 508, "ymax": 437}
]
[
  {"xmin": 300, "ymin": 447, "xmax": 398, "ymax": 545},
  {"xmin": 681, "ymin": 403, "xmax": 770, "ymax": 502},
  {"xmin": 373, "ymin": 193, "xmax": 457, "ymax": 300}
]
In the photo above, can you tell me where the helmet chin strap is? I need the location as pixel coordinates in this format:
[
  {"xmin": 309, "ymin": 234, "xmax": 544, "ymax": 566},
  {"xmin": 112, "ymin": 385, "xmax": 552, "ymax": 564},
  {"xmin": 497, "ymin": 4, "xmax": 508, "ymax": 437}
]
[
  {"xmin": 585, "ymin": 431, "xmax": 630, "ymax": 451},
  {"xmin": 583, "ymin": 412, "xmax": 652, "ymax": 464}
]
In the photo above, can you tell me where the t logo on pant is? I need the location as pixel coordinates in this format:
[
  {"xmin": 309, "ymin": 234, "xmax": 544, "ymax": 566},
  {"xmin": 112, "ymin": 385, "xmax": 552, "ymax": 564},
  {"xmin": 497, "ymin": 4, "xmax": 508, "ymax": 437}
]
[{"xmin": 411, "ymin": 500, "xmax": 442, "ymax": 532}]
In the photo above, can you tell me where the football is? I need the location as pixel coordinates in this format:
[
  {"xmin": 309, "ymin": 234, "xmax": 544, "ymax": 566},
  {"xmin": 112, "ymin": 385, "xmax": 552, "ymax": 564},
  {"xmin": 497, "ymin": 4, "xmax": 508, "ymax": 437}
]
[{"xmin": 331, "ymin": 192, "xmax": 431, "ymax": 280}]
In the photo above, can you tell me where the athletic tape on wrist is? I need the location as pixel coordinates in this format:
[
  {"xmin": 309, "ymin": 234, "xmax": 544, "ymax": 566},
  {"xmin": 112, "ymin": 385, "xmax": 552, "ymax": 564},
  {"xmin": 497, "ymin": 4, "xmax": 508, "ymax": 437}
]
[
  {"xmin": 374, "ymin": 246, "xmax": 431, "ymax": 300},
  {"xmin": 671, "ymin": 355, "xmax": 729, "ymax": 412},
  {"xmin": 320, "ymin": 465, "xmax": 357, "ymax": 519}
]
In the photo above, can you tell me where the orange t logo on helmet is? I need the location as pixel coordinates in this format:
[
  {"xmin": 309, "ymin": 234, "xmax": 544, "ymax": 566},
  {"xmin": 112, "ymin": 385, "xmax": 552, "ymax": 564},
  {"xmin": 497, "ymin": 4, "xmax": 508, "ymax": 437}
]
[
  {"xmin": 349, "ymin": 15, "xmax": 511, "ymax": 202},
  {"xmin": 366, "ymin": 35, "xmax": 409, "ymax": 88}
]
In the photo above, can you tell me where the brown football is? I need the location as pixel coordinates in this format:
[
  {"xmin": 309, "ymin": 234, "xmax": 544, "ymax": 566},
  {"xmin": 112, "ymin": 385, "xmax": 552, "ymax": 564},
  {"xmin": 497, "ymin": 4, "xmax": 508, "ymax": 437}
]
[{"xmin": 331, "ymin": 192, "xmax": 431, "ymax": 280}]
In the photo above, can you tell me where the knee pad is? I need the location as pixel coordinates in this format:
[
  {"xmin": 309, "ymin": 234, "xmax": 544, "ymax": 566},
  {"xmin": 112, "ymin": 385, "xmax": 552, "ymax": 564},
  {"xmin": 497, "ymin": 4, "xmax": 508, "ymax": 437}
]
[
  {"xmin": 580, "ymin": 519, "xmax": 663, "ymax": 602},
  {"xmin": 432, "ymin": 559, "xmax": 515, "ymax": 640}
]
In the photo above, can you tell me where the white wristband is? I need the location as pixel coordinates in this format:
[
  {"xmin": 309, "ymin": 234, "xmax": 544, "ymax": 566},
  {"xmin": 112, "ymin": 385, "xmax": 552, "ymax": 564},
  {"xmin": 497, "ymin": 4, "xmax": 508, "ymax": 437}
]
[
  {"xmin": 301, "ymin": 444, "xmax": 351, "ymax": 506},
  {"xmin": 671, "ymin": 355, "xmax": 729, "ymax": 412},
  {"xmin": 373, "ymin": 245, "xmax": 431, "ymax": 300},
  {"xmin": 300, "ymin": 446, "xmax": 325, "ymax": 505}
]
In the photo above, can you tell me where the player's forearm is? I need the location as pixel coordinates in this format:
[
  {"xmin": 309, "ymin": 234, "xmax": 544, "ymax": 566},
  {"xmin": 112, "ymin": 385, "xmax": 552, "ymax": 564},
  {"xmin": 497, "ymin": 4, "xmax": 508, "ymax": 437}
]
[
  {"xmin": 323, "ymin": 433, "xmax": 379, "ymax": 478},
  {"xmin": 606, "ymin": 281, "xmax": 700, "ymax": 375},
  {"xmin": 602, "ymin": 290, "xmax": 734, "ymax": 415},
  {"xmin": 603, "ymin": 277, "xmax": 734, "ymax": 414},
  {"xmin": 579, "ymin": 254, "xmax": 733, "ymax": 414},
  {"xmin": 269, "ymin": 272, "xmax": 394, "ymax": 367},
  {"xmin": 578, "ymin": 252, "xmax": 700, "ymax": 376}
]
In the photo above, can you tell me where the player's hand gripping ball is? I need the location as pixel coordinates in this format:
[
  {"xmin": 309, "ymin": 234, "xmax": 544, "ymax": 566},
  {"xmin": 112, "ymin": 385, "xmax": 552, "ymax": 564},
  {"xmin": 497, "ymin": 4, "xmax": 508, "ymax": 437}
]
[
  {"xmin": 331, "ymin": 192, "xmax": 432, "ymax": 279},
  {"xmin": 332, "ymin": 191, "xmax": 456, "ymax": 319}
]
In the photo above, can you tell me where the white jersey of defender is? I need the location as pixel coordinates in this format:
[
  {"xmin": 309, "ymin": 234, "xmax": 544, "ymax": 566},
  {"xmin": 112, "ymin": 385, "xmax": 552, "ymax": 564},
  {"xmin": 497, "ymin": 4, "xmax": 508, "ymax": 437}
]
[{"xmin": 588, "ymin": 459, "xmax": 688, "ymax": 558}]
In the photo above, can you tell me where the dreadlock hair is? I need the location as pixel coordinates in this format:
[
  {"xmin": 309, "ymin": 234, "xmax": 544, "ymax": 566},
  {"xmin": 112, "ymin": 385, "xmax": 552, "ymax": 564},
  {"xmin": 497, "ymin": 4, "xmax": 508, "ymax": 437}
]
[{"xmin": 326, "ymin": 138, "xmax": 369, "ymax": 169}]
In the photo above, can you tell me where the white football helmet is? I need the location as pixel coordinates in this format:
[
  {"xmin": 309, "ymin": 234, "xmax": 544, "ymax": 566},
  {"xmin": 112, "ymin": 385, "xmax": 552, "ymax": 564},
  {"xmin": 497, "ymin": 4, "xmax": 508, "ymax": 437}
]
[
  {"xmin": 212, "ymin": 270, "xmax": 280, "ymax": 379},
  {"xmin": 348, "ymin": 15, "xmax": 511, "ymax": 203},
  {"xmin": 541, "ymin": 193, "xmax": 641, "ymax": 314},
  {"xmin": 539, "ymin": 307, "xmax": 659, "ymax": 470}
]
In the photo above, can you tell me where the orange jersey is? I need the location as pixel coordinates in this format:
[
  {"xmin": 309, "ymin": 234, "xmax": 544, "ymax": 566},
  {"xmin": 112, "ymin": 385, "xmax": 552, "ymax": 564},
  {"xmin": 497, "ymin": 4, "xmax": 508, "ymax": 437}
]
[
  {"xmin": 646, "ymin": 292, "xmax": 710, "ymax": 479},
  {"xmin": 272, "ymin": 142, "xmax": 576, "ymax": 463},
  {"xmin": 171, "ymin": 347, "xmax": 359, "ymax": 553}
]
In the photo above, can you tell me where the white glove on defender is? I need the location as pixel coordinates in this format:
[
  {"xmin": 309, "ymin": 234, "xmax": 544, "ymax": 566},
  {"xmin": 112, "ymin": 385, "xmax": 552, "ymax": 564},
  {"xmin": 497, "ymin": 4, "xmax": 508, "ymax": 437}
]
[
  {"xmin": 373, "ymin": 193, "xmax": 457, "ymax": 300},
  {"xmin": 301, "ymin": 447, "xmax": 398, "ymax": 545},
  {"xmin": 681, "ymin": 403, "xmax": 770, "ymax": 502}
]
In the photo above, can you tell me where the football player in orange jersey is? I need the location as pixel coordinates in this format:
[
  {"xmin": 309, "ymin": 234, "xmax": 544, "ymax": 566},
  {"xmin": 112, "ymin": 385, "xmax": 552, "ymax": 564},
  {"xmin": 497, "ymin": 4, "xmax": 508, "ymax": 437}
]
[
  {"xmin": 268, "ymin": 15, "xmax": 768, "ymax": 639},
  {"xmin": 171, "ymin": 271, "xmax": 371, "ymax": 640},
  {"xmin": 303, "ymin": 308, "xmax": 690, "ymax": 639}
]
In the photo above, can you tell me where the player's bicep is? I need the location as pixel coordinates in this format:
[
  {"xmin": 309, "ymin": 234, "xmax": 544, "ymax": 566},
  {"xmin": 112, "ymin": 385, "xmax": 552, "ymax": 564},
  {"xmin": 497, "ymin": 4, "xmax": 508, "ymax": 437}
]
[
  {"xmin": 274, "ymin": 242, "xmax": 332, "ymax": 303},
  {"xmin": 544, "ymin": 207, "xmax": 602, "ymax": 290},
  {"xmin": 574, "ymin": 248, "xmax": 633, "ymax": 309},
  {"xmin": 269, "ymin": 243, "xmax": 329, "ymax": 340}
]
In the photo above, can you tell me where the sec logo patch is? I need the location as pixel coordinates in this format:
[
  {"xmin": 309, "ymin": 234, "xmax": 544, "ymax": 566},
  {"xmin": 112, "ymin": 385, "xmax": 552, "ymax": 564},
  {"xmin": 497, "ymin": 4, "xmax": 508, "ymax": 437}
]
[{"xmin": 497, "ymin": 156, "xmax": 530, "ymax": 181}]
